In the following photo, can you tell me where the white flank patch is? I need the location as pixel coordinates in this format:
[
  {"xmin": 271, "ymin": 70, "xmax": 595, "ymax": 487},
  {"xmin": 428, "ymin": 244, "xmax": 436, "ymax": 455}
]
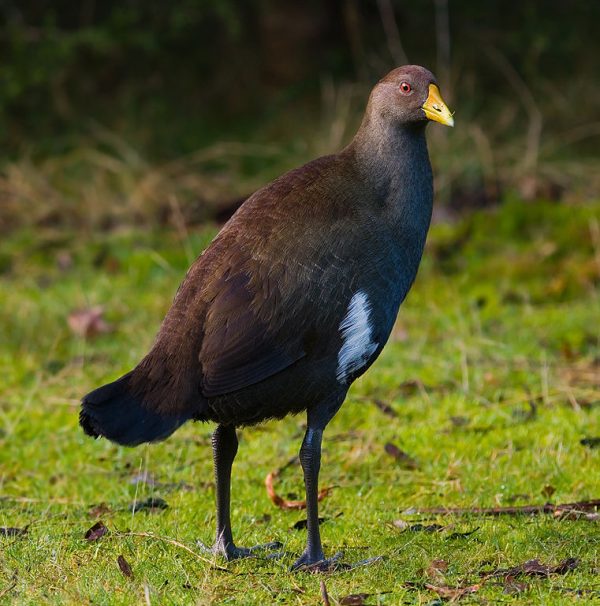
[{"xmin": 336, "ymin": 291, "xmax": 378, "ymax": 382}]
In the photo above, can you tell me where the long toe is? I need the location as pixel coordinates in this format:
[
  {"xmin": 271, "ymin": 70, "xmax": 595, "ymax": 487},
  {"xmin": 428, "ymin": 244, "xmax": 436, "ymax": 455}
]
[
  {"xmin": 198, "ymin": 539, "xmax": 283, "ymax": 561},
  {"xmin": 249, "ymin": 541, "xmax": 285, "ymax": 559},
  {"xmin": 291, "ymin": 551, "xmax": 346, "ymax": 572},
  {"xmin": 197, "ymin": 540, "xmax": 253, "ymax": 560},
  {"xmin": 223, "ymin": 545, "xmax": 254, "ymax": 560},
  {"xmin": 249, "ymin": 540, "xmax": 283, "ymax": 552}
]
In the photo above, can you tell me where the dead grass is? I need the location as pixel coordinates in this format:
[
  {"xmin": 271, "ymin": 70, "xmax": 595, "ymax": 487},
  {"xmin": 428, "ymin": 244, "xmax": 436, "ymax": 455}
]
[{"xmin": 2, "ymin": 67, "xmax": 599, "ymax": 235}]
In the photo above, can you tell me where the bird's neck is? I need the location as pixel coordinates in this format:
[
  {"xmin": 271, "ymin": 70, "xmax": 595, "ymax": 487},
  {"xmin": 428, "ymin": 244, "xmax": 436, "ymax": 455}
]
[
  {"xmin": 345, "ymin": 112, "xmax": 434, "ymax": 284},
  {"xmin": 347, "ymin": 113, "xmax": 432, "ymax": 206}
]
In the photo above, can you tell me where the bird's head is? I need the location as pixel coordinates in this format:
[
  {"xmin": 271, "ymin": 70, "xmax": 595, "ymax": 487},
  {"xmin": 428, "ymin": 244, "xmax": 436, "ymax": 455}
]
[{"xmin": 368, "ymin": 65, "xmax": 454, "ymax": 128}]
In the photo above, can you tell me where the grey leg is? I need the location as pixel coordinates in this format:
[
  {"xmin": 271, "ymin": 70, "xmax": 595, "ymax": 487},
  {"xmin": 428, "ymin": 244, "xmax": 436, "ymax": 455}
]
[{"xmin": 292, "ymin": 394, "xmax": 345, "ymax": 570}]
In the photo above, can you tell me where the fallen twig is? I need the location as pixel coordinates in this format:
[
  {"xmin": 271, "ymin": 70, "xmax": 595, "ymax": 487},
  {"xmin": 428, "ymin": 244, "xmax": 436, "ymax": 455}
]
[
  {"xmin": 410, "ymin": 499, "xmax": 600, "ymax": 516},
  {"xmin": 265, "ymin": 456, "xmax": 333, "ymax": 510},
  {"xmin": 320, "ymin": 580, "xmax": 330, "ymax": 606},
  {"xmin": 0, "ymin": 579, "xmax": 17, "ymax": 600}
]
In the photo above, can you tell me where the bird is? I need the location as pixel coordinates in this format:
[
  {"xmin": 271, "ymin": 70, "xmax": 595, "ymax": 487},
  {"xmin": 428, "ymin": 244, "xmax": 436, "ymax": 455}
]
[{"xmin": 80, "ymin": 65, "xmax": 454, "ymax": 570}]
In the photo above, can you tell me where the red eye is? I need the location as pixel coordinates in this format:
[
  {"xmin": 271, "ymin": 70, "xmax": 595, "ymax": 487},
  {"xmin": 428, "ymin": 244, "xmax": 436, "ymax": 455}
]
[{"xmin": 400, "ymin": 81, "xmax": 412, "ymax": 94}]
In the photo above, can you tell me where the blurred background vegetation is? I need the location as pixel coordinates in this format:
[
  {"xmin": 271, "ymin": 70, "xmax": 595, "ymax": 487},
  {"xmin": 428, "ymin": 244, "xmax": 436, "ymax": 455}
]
[{"xmin": 1, "ymin": 0, "xmax": 599, "ymax": 232}]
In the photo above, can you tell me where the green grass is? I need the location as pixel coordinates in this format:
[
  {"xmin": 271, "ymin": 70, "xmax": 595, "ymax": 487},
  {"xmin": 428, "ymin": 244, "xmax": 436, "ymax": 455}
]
[{"xmin": 1, "ymin": 201, "xmax": 599, "ymax": 605}]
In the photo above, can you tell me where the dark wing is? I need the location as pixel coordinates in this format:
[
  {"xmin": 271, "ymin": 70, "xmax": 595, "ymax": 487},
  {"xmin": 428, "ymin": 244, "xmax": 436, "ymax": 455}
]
[
  {"xmin": 193, "ymin": 155, "xmax": 362, "ymax": 399},
  {"xmin": 141, "ymin": 153, "xmax": 362, "ymax": 404},
  {"xmin": 199, "ymin": 268, "xmax": 308, "ymax": 397}
]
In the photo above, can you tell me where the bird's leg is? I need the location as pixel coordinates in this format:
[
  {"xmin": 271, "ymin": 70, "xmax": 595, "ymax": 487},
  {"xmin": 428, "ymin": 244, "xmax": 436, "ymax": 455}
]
[
  {"xmin": 297, "ymin": 427, "xmax": 325, "ymax": 563},
  {"xmin": 292, "ymin": 397, "xmax": 344, "ymax": 571},
  {"xmin": 208, "ymin": 424, "xmax": 281, "ymax": 560},
  {"xmin": 210, "ymin": 424, "xmax": 244, "ymax": 558}
]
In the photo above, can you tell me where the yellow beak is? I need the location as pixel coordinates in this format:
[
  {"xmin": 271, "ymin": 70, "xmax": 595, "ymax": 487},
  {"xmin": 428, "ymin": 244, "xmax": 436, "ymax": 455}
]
[{"xmin": 422, "ymin": 84, "xmax": 454, "ymax": 127}]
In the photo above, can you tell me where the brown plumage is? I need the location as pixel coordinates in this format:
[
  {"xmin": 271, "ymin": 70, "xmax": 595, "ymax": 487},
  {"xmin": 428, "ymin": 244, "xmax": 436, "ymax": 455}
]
[{"xmin": 80, "ymin": 65, "xmax": 453, "ymax": 569}]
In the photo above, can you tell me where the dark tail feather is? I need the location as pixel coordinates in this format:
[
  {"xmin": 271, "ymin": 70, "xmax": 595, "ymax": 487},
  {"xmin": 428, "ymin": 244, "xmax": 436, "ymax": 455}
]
[{"xmin": 80, "ymin": 372, "xmax": 192, "ymax": 447}]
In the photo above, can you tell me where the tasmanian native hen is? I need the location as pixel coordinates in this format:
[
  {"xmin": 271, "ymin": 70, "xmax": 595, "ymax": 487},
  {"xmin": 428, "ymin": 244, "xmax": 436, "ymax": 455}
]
[{"xmin": 80, "ymin": 65, "xmax": 454, "ymax": 570}]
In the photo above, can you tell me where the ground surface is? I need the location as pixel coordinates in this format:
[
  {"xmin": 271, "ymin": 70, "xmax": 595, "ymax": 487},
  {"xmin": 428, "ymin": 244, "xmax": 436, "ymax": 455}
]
[{"xmin": 1, "ymin": 200, "xmax": 599, "ymax": 605}]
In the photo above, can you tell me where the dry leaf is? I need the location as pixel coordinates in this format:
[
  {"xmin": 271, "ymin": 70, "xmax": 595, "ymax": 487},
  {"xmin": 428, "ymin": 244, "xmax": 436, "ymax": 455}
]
[
  {"xmin": 406, "ymin": 523, "xmax": 444, "ymax": 532},
  {"xmin": 425, "ymin": 583, "xmax": 481, "ymax": 600},
  {"xmin": 117, "ymin": 555, "xmax": 134, "ymax": 578},
  {"xmin": 130, "ymin": 497, "xmax": 168, "ymax": 513},
  {"xmin": 384, "ymin": 443, "xmax": 419, "ymax": 470},
  {"xmin": 487, "ymin": 558, "xmax": 579, "ymax": 578},
  {"xmin": 397, "ymin": 379, "xmax": 423, "ymax": 396},
  {"xmin": 68, "ymin": 306, "xmax": 112, "ymax": 338},
  {"xmin": 503, "ymin": 575, "xmax": 528, "ymax": 594},
  {"xmin": 339, "ymin": 594, "xmax": 371, "ymax": 605},
  {"xmin": 84, "ymin": 521, "xmax": 109, "ymax": 541},
  {"xmin": 372, "ymin": 399, "xmax": 398, "ymax": 418},
  {"xmin": 447, "ymin": 527, "xmax": 479, "ymax": 539},
  {"xmin": 0, "ymin": 526, "xmax": 28, "ymax": 537},
  {"xmin": 88, "ymin": 502, "xmax": 112, "ymax": 518},
  {"xmin": 265, "ymin": 461, "xmax": 332, "ymax": 510},
  {"xmin": 426, "ymin": 559, "xmax": 449, "ymax": 584},
  {"xmin": 293, "ymin": 517, "xmax": 327, "ymax": 530}
]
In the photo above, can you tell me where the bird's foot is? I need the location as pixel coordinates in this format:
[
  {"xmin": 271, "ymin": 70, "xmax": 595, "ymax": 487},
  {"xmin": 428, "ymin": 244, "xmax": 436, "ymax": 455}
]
[
  {"xmin": 291, "ymin": 551, "xmax": 384, "ymax": 572},
  {"xmin": 291, "ymin": 550, "xmax": 347, "ymax": 572},
  {"xmin": 247, "ymin": 541, "xmax": 285, "ymax": 559},
  {"xmin": 197, "ymin": 539, "xmax": 283, "ymax": 561}
]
